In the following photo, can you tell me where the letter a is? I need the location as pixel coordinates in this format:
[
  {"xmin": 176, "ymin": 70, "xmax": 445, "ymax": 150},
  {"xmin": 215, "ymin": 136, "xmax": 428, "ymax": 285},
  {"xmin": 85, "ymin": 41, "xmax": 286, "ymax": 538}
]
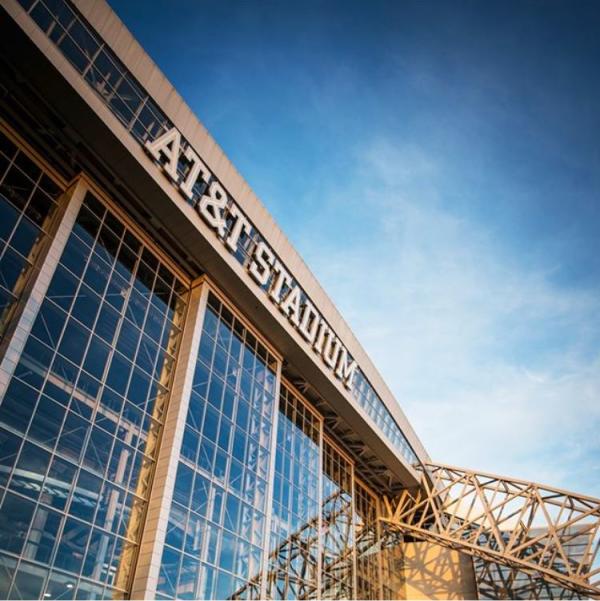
[{"xmin": 145, "ymin": 128, "xmax": 182, "ymax": 182}]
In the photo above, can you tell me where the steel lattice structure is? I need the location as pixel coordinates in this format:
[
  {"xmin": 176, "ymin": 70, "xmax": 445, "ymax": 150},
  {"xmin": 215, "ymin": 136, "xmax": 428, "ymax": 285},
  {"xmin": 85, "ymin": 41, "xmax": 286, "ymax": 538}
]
[
  {"xmin": 230, "ymin": 490, "xmax": 357, "ymax": 600},
  {"xmin": 381, "ymin": 463, "xmax": 600, "ymax": 599}
]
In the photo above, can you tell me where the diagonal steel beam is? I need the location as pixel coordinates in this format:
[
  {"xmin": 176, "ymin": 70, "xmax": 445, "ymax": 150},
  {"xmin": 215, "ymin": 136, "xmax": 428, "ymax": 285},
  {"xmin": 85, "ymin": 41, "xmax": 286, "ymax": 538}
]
[{"xmin": 381, "ymin": 463, "xmax": 600, "ymax": 599}]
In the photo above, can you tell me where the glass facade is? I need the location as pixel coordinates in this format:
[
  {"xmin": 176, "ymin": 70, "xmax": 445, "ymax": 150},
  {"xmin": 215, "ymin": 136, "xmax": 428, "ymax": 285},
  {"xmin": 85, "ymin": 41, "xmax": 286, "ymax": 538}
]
[
  {"xmin": 321, "ymin": 440, "xmax": 355, "ymax": 600},
  {"xmin": 267, "ymin": 383, "xmax": 322, "ymax": 600},
  {"xmin": 0, "ymin": 126, "xmax": 409, "ymax": 599},
  {"xmin": 354, "ymin": 483, "xmax": 381, "ymax": 600},
  {"xmin": 16, "ymin": 0, "xmax": 419, "ymax": 467},
  {"xmin": 156, "ymin": 292, "xmax": 278, "ymax": 600},
  {"xmin": 0, "ymin": 127, "xmax": 63, "ymax": 338},
  {"xmin": 0, "ymin": 188, "xmax": 188, "ymax": 599}
]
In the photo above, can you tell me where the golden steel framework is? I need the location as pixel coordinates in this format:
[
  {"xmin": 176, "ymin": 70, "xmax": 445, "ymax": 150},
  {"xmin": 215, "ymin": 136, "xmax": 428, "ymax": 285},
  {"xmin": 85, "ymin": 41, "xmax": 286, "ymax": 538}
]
[{"xmin": 381, "ymin": 463, "xmax": 600, "ymax": 599}]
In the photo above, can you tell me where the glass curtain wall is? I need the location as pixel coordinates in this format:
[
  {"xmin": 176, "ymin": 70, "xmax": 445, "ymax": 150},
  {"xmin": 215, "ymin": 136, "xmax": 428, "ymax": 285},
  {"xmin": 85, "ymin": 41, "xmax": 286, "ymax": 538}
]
[
  {"xmin": 234, "ymin": 379, "xmax": 386, "ymax": 601},
  {"xmin": 321, "ymin": 440, "xmax": 355, "ymax": 600},
  {"xmin": 0, "ymin": 128, "xmax": 63, "ymax": 338},
  {"xmin": 266, "ymin": 382, "xmax": 322, "ymax": 600},
  {"xmin": 354, "ymin": 482, "xmax": 382, "ymax": 600},
  {"xmin": 0, "ymin": 190, "xmax": 188, "ymax": 599},
  {"xmin": 156, "ymin": 292, "xmax": 279, "ymax": 601}
]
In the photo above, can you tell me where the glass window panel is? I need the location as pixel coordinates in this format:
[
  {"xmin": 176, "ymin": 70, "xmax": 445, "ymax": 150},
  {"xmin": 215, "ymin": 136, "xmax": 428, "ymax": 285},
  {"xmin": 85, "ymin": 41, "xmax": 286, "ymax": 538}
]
[
  {"xmin": 56, "ymin": 413, "xmax": 90, "ymax": 463},
  {"xmin": 126, "ymin": 368, "xmax": 150, "ymax": 408},
  {"xmin": 95, "ymin": 482, "xmax": 124, "ymax": 534},
  {"xmin": 157, "ymin": 546, "xmax": 180, "ymax": 598},
  {"xmin": 176, "ymin": 554, "xmax": 199, "ymax": 600},
  {"xmin": 125, "ymin": 288, "xmax": 147, "ymax": 328},
  {"xmin": 54, "ymin": 518, "xmax": 91, "ymax": 573},
  {"xmin": 95, "ymin": 225, "xmax": 120, "ymax": 264},
  {"xmin": 10, "ymin": 216, "xmax": 40, "ymax": 257},
  {"xmin": 83, "ymin": 251, "xmax": 111, "ymax": 297},
  {"xmin": 202, "ymin": 406, "xmax": 219, "ymax": 444},
  {"xmin": 82, "ymin": 529, "xmax": 115, "ymax": 582},
  {"xmin": 165, "ymin": 502, "xmax": 186, "ymax": 550},
  {"xmin": 11, "ymin": 441, "xmax": 50, "ymax": 500},
  {"xmin": 59, "ymin": 34, "xmax": 89, "ymax": 72},
  {"xmin": 43, "ymin": 456, "xmax": 76, "ymax": 511},
  {"xmin": 0, "ymin": 555, "xmax": 17, "ymax": 599},
  {"xmin": 45, "ymin": 571, "xmax": 76, "ymax": 600},
  {"xmin": 10, "ymin": 561, "xmax": 47, "ymax": 600},
  {"xmin": 173, "ymin": 463, "xmax": 193, "ymax": 506},
  {"xmin": 0, "ymin": 195, "xmax": 19, "ymax": 242},
  {"xmin": 83, "ymin": 335, "xmax": 110, "ymax": 381},
  {"xmin": 105, "ymin": 271, "xmax": 128, "ymax": 313},
  {"xmin": 24, "ymin": 505, "xmax": 62, "ymax": 564},
  {"xmin": 0, "ymin": 379, "xmax": 38, "ymax": 433},
  {"xmin": 15, "ymin": 337, "xmax": 52, "ymax": 390},
  {"xmin": 13, "ymin": 151, "xmax": 40, "ymax": 182},
  {"xmin": 114, "ymin": 242, "xmax": 137, "ymax": 283},
  {"xmin": 32, "ymin": 300, "xmax": 67, "ymax": 348},
  {"xmin": 0, "ymin": 427, "xmax": 21, "ymax": 487},
  {"xmin": 58, "ymin": 319, "xmax": 91, "ymax": 365},
  {"xmin": 83, "ymin": 427, "xmax": 112, "ymax": 477},
  {"xmin": 60, "ymin": 234, "xmax": 90, "ymax": 279},
  {"xmin": 0, "ymin": 164, "xmax": 35, "ymax": 210},
  {"xmin": 136, "ymin": 335, "xmax": 158, "ymax": 375},
  {"xmin": 105, "ymin": 352, "xmax": 131, "ymax": 396},
  {"xmin": 0, "ymin": 492, "xmax": 35, "ymax": 554},
  {"xmin": 207, "ymin": 376, "xmax": 223, "ymax": 411},
  {"xmin": 198, "ymin": 439, "xmax": 215, "ymax": 473},
  {"xmin": 0, "ymin": 247, "xmax": 28, "ymax": 291},
  {"xmin": 116, "ymin": 319, "xmax": 140, "ymax": 358},
  {"xmin": 191, "ymin": 474, "xmax": 210, "ymax": 518},
  {"xmin": 180, "ymin": 428, "xmax": 198, "ymax": 464},
  {"xmin": 73, "ymin": 205, "xmax": 100, "ymax": 247},
  {"xmin": 71, "ymin": 282, "xmax": 101, "ymax": 327},
  {"xmin": 197, "ymin": 335, "xmax": 213, "ymax": 366},
  {"xmin": 95, "ymin": 304, "xmax": 120, "ymax": 344}
]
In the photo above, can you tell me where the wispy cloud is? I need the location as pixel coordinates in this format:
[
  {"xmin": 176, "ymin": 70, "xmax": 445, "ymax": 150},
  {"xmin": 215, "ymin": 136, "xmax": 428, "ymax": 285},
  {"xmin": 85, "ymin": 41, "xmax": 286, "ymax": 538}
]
[{"xmin": 297, "ymin": 136, "xmax": 600, "ymax": 496}]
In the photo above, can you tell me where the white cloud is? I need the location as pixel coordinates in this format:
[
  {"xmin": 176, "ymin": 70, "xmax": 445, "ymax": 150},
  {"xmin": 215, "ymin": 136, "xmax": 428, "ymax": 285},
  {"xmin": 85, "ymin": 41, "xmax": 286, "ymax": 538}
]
[{"xmin": 296, "ymin": 136, "xmax": 600, "ymax": 497}]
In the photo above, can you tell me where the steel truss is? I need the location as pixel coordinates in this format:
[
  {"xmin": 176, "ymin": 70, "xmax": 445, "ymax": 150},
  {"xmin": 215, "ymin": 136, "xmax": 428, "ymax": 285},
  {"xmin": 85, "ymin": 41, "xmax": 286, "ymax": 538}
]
[
  {"xmin": 381, "ymin": 463, "xmax": 600, "ymax": 599},
  {"xmin": 231, "ymin": 489, "xmax": 364, "ymax": 600}
]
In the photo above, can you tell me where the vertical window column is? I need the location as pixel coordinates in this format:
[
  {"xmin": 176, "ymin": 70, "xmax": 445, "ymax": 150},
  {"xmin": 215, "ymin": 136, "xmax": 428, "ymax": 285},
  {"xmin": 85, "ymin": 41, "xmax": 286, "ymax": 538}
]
[
  {"xmin": 321, "ymin": 440, "xmax": 355, "ymax": 600},
  {"xmin": 129, "ymin": 281, "xmax": 209, "ymax": 599},
  {"xmin": 0, "ymin": 176, "xmax": 85, "ymax": 400}
]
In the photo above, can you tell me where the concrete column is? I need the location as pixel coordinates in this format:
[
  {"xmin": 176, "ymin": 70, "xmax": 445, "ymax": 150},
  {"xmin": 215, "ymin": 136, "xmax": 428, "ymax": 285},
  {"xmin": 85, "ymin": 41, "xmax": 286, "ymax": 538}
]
[
  {"xmin": 0, "ymin": 176, "xmax": 86, "ymax": 398},
  {"xmin": 130, "ymin": 280, "xmax": 209, "ymax": 598},
  {"xmin": 259, "ymin": 358, "xmax": 282, "ymax": 599}
]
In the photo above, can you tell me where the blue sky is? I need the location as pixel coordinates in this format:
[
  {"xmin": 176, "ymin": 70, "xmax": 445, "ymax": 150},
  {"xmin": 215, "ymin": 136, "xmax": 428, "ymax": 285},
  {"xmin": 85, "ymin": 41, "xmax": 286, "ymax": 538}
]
[{"xmin": 108, "ymin": 0, "xmax": 600, "ymax": 496}]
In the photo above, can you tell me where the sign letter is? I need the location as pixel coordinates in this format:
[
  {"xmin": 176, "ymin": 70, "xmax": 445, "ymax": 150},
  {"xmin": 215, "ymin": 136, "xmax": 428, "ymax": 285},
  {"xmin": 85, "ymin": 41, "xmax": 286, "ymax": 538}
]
[
  {"xmin": 180, "ymin": 146, "xmax": 212, "ymax": 200},
  {"xmin": 280, "ymin": 285, "xmax": 302, "ymax": 326},
  {"xmin": 145, "ymin": 128, "xmax": 181, "ymax": 182},
  {"xmin": 335, "ymin": 348, "xmax": 357, "ymax": 390},
  {"xmin": 269, "ymin": 260, "xmax": 292, "ymax": 304},
  {"xmin": 198, "ymin": 181, "xmax": 228, "ymax": 237},
  {"xmin": 226, "ymin": 204, "xmax": 252, "ymax": 253},
  {"xmin": 249, "ymin": 241, "xmax": 275, "ymax": 287}
]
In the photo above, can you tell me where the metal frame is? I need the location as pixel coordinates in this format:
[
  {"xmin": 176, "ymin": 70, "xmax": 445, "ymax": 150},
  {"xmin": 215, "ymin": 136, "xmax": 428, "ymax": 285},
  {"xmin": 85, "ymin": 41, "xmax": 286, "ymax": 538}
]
[{"xmin": 381, "ymin": 463, "xmax": 600, "ymax": 599}]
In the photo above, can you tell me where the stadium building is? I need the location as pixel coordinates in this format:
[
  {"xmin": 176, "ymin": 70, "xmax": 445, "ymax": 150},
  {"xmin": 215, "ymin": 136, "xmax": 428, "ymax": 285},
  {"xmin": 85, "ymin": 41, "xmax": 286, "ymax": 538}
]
[{"xmin": 0, "ymin": 1, "xmax": 597, "ymax": 599}]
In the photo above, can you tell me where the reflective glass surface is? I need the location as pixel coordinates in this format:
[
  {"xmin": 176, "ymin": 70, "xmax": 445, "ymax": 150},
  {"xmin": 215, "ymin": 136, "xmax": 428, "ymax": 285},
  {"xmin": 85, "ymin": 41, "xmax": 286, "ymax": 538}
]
[
  {"xmin": 267, "ymin": 384, "xmax": 321, "ymax": 600},
  {"xmin": 156, "ymin": 293, "xmax": 278, "ymax": 600},
  {"xmin": 355, "ymin": 482, "xmax": 381, "ymax": 600},
  {"xmin": 0, "ymin": 128, "xmax": 62, "ymax": 338},
  {"xmin": 321, "ymin": 440, "xmax": 354, "ymax": 600},
  {"xmin": 0, "ymin": 192, "xmax": 188, "ymax": 599}
]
